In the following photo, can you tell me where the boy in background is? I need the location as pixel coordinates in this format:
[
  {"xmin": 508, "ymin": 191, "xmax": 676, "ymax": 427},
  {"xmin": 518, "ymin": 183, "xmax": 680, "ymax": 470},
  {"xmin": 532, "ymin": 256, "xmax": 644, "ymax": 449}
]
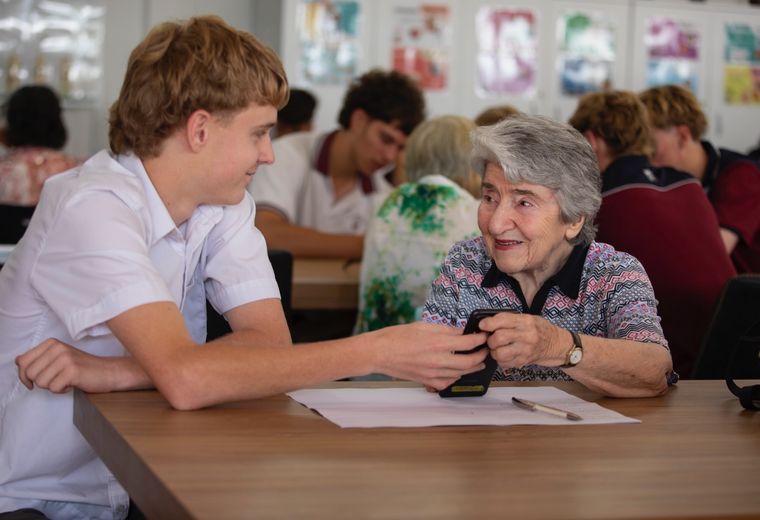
[
  {"xmin": 640, "ymin": 85, "xmax": 760, "ymax": 273},
  {"xmin": 248, "ymin": 70, "xmax": 426, "ymax": 259},
  {"xmin": 569, "ymin": 90, "xmax": 735, "ymax": 377}
]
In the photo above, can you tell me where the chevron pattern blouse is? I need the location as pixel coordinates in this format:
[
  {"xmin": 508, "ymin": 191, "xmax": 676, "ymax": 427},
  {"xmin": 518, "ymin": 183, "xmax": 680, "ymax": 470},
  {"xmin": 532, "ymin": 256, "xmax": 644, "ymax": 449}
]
[{"xmin": 421, "ymin": 237, "xmax": 671, "ymax": 382}]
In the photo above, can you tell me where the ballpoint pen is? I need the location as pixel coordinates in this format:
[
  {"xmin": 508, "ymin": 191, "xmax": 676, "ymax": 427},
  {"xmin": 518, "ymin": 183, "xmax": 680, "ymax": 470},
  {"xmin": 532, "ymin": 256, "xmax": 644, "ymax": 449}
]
[{"xmin": 511, "ymin": 397, "xmax": 583, "ymax": 421}]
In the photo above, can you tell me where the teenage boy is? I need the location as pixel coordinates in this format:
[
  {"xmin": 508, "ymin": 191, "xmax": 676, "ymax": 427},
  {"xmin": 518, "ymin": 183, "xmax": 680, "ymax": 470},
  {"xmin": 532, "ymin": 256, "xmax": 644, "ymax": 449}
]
[
  {"xmin": 569, "ymin": 90, "xmax": 735, "ymax": 378},
  {"xmin": 248, "ymin": 69, "xmax": 426, "ymax": 259},
  {"xmin": 640, "ymin": 85, "xmax": 760, "ymax": 273},
  {"xmin": 0, "ymin": 17, "xmax": 485, "ymax": 520}
]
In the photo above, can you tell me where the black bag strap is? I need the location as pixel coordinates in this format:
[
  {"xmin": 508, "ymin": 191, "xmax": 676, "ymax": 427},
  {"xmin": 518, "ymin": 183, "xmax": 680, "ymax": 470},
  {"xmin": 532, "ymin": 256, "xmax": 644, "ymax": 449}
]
[{"xmin": 725, "ymin": 330, "xmax": 760, "ymax": 411}]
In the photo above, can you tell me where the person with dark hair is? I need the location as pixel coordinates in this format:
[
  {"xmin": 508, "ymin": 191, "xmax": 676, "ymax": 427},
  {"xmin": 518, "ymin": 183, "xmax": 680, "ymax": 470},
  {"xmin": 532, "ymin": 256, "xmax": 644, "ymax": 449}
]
[
  {"xmin": 569, "ymin": 90, "xmax": 735, "ymax": 377},
  {"xmin": 0, "ymin": 85, "xmax": 79, "ymax": 205},
  {"xmin": 275, "ymin": 88, "xmax": 317, "ymax": 138},
  {"xmin": 248, "ymin": 69, "xmax": 426, "ymax": 259}
]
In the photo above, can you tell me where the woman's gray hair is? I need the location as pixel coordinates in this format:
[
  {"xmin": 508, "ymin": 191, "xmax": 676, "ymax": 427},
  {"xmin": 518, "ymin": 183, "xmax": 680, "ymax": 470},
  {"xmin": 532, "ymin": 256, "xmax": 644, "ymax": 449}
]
[
  {"xmin": 405, "ymin": 115, "xmax": 479, "ymax": 197},
  {"xmin": 470, "ymin": 114, "xmax": 602, "ymax": 245}
]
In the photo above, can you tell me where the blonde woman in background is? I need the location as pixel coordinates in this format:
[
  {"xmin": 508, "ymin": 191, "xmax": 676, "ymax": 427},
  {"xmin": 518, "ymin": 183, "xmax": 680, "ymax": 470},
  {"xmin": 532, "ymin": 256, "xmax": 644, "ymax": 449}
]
[{"xmin": 355, "ymin": 115, "xmax": 481, "ymax": 333}]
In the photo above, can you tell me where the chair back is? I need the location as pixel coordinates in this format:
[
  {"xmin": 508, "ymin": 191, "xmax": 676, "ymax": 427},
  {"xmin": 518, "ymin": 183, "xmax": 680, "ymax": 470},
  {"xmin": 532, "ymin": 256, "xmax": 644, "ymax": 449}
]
[
  {"xmin": 691, "ymin": 275, "xmax": 760, "ymax": 379},
  {"xmin": 0, "ymin": 204, "xmax": 35, "ymax": 243},
  {"xmin": 206, "ymin": 249, "xmax": 293, "ymax": 341}
]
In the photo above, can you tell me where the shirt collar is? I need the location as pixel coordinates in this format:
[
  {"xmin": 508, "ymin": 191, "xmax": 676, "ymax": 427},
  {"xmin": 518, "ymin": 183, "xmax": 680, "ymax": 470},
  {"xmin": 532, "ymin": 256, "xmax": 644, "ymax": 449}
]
[
  {"xmin": 481, "ymin": 243, "xmax": 589, "ymax": 301},
  {"xmin": 601, "ymin": 155, "xmax": 652, "ymax": 192},
  {"xmin": 313, "ymin": 130, "xmax": 376, "ymax": 195},
  {"xmin": 700, "ymin": 140, "xmax": 720, "ymax": 191},
  {"xmin": 115, "ymin": 152, "xmax": 222, "ymax": 247}
]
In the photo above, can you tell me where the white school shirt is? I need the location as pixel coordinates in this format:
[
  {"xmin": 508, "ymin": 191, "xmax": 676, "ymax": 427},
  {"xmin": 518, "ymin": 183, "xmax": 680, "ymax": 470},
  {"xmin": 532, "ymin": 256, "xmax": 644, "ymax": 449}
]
[
  {"xmin": 247, "ymin": 131, "xmax": 393, "ymax": 235},
  {"xmin": 0, "ymin": 150, "xmax": 279, "ymax": 519}
]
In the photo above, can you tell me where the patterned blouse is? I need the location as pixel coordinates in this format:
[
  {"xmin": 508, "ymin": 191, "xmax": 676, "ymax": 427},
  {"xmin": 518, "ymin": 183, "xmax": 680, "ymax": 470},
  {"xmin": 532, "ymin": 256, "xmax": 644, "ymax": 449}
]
[
  {"xmin": 0, "ymin": 147, "xmax": 80, "ymax": 205},
  {"xmin": 355, "ymin": 175, "xmax": 480, "ymax": 333},
  {"xmin": 422, "ymin": 237, "xmax": 674, "ymax": 382}
]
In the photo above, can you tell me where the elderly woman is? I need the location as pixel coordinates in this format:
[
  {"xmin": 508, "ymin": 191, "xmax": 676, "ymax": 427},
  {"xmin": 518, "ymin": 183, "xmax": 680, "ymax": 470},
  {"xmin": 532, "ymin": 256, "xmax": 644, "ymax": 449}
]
[{"xmin": 422, "ymin": 114, "xmax": 675, "ymax": 398}]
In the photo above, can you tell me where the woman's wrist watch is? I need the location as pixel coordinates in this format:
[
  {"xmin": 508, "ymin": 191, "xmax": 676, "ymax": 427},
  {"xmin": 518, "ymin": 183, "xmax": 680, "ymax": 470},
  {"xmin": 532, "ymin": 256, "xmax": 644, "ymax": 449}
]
[{"xmin": 560, "ymin": 330, "xmax": 583, "ymax": 368}]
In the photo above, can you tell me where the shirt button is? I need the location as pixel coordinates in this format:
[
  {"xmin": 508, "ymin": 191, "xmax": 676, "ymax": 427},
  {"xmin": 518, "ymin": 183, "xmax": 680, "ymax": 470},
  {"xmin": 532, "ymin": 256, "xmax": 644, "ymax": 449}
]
[{"xmin": 116, "ymin": 505, "xmax": 127, "ymax": 513}]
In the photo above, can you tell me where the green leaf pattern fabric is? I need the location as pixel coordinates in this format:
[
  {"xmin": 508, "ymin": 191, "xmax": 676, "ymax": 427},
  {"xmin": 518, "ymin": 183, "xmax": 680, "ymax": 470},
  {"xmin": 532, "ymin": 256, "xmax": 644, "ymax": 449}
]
[{"xmin": 355, "ymin": 175, "xmax": 480, "ymax": 333}]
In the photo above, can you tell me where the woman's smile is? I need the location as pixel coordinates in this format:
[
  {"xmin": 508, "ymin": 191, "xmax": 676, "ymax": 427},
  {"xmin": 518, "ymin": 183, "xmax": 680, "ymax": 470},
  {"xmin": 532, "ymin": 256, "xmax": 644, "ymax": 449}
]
[{"xmin": 494, "ymin": 238, "xmax": 523, "ymax": 250}]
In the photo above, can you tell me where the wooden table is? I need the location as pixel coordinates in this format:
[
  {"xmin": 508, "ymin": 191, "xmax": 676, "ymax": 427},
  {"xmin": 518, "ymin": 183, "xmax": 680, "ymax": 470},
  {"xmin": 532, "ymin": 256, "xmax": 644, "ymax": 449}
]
[
  {"xmin": 291, "ymin": 258, "xmax": 360, "ymax": 310},
  {"xmin": 74, "ymin": 381, "xmax": 760, "ymax": 520}
]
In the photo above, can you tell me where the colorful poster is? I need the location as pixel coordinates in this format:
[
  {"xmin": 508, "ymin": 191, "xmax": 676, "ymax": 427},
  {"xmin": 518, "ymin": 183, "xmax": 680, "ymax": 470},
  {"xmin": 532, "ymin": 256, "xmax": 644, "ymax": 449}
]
[
  {"xmin": 391, "ymin": 4, "xmax": 450, "ymax": 91},
  {"xmin": 723, "ymin": 23, "xmax": 760, "ymax": 105},
  {"xmin": 297, "ymin": 0, "xmax": 360, "ymax": 85},
  {"xmin": 556, "ymin": 11, "xmax": 615, "ymax": 95},
  {"xmin": 475, "ymin": 7, "xmax": 536, "ymax": 97},
  {"xmin": 644, "ymin": 17, "xmax": 699, "ymax": 92}
]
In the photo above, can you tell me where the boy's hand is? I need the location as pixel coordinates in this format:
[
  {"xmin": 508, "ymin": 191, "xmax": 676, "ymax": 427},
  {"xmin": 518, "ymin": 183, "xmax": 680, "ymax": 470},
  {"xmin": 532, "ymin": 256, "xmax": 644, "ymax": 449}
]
[
  {"xmin": 370, "ymin": 322, "xmax": 488, "ymax": 391},
  {"xmin": 15, "ymin": 338, "xmax": 150, "ymax": 393}
]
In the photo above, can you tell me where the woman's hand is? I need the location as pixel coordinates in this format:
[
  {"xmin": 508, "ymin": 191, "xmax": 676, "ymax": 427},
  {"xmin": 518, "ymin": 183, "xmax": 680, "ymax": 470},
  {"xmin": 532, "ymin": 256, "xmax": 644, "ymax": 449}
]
[{"xmin": 477, "ymin": 312, "xmax": 570, "ymax": 369}]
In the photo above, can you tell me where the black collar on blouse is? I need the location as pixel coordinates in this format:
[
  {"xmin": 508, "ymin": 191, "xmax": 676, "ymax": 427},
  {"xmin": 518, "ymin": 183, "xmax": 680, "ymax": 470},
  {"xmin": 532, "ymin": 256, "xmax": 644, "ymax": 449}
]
[{"xmin": 481, "ymin": 243, "xmax": 589, "ymax": 315}]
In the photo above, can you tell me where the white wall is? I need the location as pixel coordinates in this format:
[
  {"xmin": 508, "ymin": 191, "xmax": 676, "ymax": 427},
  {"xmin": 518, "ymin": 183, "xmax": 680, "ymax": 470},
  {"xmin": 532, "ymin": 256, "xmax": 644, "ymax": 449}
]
[
  {"xmin": 63, "ymin": 0, "xmax": 265, "ymax": 158},
  {"xmin": 63, "ymin": 0, "xmax": 760, "ymax": 158},
  {"xmin": 281, "ymin": 0, "xmax": 760, "ymax": 152}
]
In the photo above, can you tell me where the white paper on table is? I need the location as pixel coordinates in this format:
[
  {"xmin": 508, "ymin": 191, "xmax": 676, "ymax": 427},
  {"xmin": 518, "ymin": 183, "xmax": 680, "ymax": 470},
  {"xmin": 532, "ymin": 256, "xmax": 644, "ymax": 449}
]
[{"xmin": 287, "ymin": 386, "xmax": 640, "ymax": 428}]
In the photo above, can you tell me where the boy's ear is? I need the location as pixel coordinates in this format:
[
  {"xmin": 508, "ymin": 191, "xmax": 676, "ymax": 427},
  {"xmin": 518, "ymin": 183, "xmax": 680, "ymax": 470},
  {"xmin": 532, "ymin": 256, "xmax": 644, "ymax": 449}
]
[
  {"xmin": 186, "ymin": 109, "xmax": 213, "ymax": 152},
  {"xmin": 349, "ymin": 108, "xmax": 370, "ymax": 131},
  {"xmin": 675, "ymin": 125, "xmax": 693, "ymax": 148}
]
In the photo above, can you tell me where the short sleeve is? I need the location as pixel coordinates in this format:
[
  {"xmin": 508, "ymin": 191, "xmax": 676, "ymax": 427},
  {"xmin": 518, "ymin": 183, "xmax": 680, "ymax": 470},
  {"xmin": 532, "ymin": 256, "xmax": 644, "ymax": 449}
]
[
  {"xmin": 600, "ymin": 253, "xmax": 668, "ymax": 347},
  {"xmin": 30, "ymin": 190, "xmax": 173, "ymax": 340},
  {"xmin": 203, "ymin": 194, "xmax": 280, "ymax": 314},
  {"xmin": 247, "ymin": 135, "xmax": 310, "ymax": 222}
]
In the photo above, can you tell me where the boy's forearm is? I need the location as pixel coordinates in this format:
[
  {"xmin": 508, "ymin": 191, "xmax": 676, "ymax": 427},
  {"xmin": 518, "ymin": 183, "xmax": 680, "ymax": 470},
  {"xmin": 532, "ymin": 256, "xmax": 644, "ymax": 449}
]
[
  {"xmin": 107, "ymin": 356, "xmax": 154, "ymax": 391},
  {"xmin": 258, "ymin": 219, "xmax": 363, "ymax": 259}
]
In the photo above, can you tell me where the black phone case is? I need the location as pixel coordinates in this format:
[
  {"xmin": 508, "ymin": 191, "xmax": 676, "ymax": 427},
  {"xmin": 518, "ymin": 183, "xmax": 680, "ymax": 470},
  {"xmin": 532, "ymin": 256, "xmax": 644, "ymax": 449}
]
[{"xmin": 438, "ymin": 309, "xmax": 504, "ymax": 398}]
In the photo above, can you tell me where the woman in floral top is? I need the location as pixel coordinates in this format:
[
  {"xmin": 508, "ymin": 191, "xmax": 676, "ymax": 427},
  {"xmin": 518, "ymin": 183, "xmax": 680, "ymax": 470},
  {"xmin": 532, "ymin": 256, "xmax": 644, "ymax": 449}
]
[
  {"xmin": 355, "ymin": 116, "xmax": 481, "ymax": 333},
  {"xmin": 0, "ymin": 86, "xmax": 79, "ymax": 206}
]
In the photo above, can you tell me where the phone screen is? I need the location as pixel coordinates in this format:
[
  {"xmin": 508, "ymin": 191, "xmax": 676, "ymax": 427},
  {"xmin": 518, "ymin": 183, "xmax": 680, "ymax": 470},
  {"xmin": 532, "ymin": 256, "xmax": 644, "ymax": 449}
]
[{"xmin": 438, "ymin": 309, "xmax": 509, "ymax": 398}]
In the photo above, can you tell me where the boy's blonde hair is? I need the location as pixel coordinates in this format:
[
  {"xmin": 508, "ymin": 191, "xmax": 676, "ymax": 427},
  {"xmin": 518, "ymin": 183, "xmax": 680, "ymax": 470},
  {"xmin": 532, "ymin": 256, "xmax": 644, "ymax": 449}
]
[
  {"xmin": 568, "ymin": 90, "xmax": 654, "ymax": 158},
  {"xmin": 109, "ymin": 16, "xmax": 289, "ymax": 158},
  {"xmin": 639, "ymin": 85, "xmax": 707, "ymax": 139}
]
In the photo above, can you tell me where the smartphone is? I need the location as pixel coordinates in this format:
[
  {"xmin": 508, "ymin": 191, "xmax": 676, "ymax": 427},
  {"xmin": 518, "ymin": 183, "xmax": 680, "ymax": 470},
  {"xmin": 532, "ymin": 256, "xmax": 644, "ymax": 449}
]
[{"xmin": 438, "ymin": 308, "xmax": 508, "ymax": 398}]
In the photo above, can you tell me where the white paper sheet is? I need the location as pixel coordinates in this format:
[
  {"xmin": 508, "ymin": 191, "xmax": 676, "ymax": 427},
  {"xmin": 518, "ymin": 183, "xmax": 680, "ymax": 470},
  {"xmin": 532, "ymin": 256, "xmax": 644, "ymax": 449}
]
[{"xmin": 287, "ymin": 386, "xmax": 640, "ymax": 428}]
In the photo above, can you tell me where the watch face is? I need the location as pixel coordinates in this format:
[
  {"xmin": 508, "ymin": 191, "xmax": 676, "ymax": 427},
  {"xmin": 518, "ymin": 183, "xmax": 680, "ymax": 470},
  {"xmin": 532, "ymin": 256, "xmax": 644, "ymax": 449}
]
[{"xmin": 569, "ymin": 349, "xmax": 583, "ymax": 365}]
